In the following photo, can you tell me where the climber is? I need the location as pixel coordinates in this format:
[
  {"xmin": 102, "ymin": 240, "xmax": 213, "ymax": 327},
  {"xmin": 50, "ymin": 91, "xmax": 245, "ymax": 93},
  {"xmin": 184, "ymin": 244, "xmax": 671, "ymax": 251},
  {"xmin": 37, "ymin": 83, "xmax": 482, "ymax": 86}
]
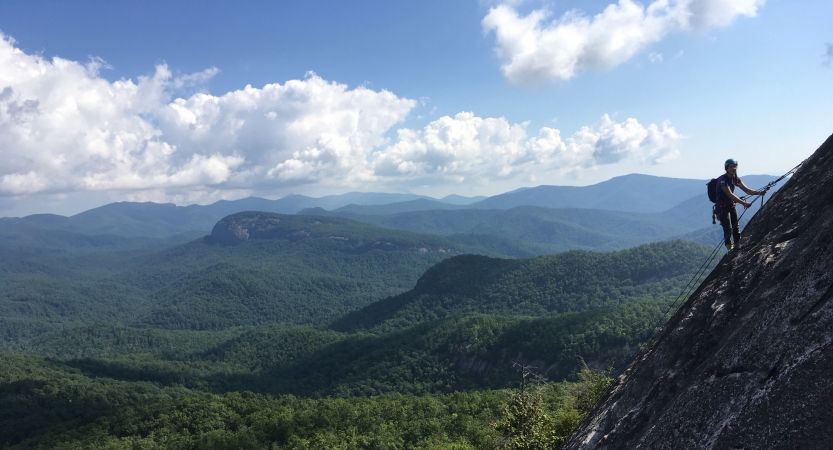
[{"xmin": 715, "ymin": 159, "xmax": 764, "ymax": 251}]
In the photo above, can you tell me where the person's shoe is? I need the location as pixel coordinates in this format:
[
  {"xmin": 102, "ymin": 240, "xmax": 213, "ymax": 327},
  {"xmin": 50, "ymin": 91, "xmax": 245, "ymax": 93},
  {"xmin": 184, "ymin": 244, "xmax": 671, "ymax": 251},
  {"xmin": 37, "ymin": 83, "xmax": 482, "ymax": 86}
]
[{"xmin": 726, "ymin": 244, "xmax": 734, "ymax": 251}]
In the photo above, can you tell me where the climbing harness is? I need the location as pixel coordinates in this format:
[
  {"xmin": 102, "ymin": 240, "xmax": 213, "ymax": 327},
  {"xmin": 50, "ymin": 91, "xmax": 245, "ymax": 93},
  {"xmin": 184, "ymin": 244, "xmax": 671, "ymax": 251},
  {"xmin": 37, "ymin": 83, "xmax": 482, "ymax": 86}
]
[{"xmin": 617, "ymin": 156, "xmax": 811, "ymax": 375}]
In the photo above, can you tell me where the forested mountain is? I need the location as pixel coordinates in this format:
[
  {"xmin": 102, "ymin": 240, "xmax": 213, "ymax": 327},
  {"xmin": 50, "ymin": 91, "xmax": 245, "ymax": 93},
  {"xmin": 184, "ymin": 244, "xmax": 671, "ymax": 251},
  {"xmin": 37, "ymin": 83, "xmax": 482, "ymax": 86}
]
[
  {"xmin": 0, "ymin": 173, "xmax": 773, "ymax": 449},
  {"xmin": 301, "ymin": 197, "xmax": 467, "ymax": 216},
  {"xmin": 469, "ymin": 173, "xmax": 777, "ymax": 213},
  {"xmin": 196, "ymin": 191, "xmax": 442, "ymax": 217},
  {"xmin": 303, "ymin": 175, "xmax": 780, "ymax": 254},
  {"xmin": 305, "ymin": 203, "xmax": 708, "ymax": 253},
  {"xmin": 0, "ymin": 223, "xmax": 204, "ymax": 254},
  {"xmin": 0, "ymin": 213, "xmax": 474, "ymax": 342},
  {"xmin": 330, "ymin": 241, "xmax": 713, "ymax": 333},
  {"xmin": 440, "ymin": 193, "xmax": 487, "ymax": 205},
  {"xmin": 1, "ymin": 223, "xmax": 717, "ymax": 448},
  {"xmin": 1, "ymin": 175, "xmax": 777, "ymax": 243},
  {"xmin": 0, "ymin": 191, "xmax": 480, "ymax": 239},
  {"xmin": 8, "ymin": 298, "xmax": 669, "ymax": 398},
  {"xmin": 1, "ymin": 237, "xmax": 714, "ymax": 448},
  {"xmin": 468, "ymin": 174, "xmax": 698, "ymax": 212},
  {"xmin": 305, "ymin": 174, "xmax": 729, "ymax": 216},
  {"xmin": 1, "ymin": 202, "xmax": 220, "ymax": 238},
  {"xmin": 4, "ymin": 237, "xmax": 713, "ymax": 393},
  {"xmin": 0, "ymin": 196, "xmax": 769, "ymax": 258},
  {"xmin": 1, "ymin": 352, "xmax": 510, "ymax": 449}
]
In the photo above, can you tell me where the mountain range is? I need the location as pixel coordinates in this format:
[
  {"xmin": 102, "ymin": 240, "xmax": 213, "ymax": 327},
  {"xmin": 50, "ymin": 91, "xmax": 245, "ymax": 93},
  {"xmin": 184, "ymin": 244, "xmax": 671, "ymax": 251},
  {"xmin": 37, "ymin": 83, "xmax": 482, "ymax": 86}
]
[
  {"xmin": 0, "ymin": 173, "xmax": 781, "ymax": 257},
  {"xmin": 0, "ymin": 170, "xmax": 792, "ymax": 449}
]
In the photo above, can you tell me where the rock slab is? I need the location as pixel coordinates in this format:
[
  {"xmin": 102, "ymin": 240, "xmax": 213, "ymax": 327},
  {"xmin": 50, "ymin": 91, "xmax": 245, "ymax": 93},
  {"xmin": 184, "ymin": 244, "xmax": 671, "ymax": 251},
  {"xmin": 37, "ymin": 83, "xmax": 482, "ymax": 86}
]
[{"xmin": 562, "ymin": 133, "xmax": 833, "ymax": 449}]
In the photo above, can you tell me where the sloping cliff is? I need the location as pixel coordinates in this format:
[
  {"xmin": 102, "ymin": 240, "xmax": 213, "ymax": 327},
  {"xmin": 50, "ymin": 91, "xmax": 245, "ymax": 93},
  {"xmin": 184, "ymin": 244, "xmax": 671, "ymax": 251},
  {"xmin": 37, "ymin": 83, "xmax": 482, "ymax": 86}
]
[{"xmin": 562, "ymin": 133, "xmax": 833, "ymax": 449}]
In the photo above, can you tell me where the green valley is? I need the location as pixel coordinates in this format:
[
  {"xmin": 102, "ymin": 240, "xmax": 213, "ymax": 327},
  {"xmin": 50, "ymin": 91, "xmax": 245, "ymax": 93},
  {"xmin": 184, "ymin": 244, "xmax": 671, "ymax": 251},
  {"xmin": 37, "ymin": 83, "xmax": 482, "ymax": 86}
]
[
  {"xmin": 1, "ymin": 213, "xmax": 475, "ymax": 341},
  {"xmin": 0, "ymin": 209, "xmax": 719, "ymax": 449}
]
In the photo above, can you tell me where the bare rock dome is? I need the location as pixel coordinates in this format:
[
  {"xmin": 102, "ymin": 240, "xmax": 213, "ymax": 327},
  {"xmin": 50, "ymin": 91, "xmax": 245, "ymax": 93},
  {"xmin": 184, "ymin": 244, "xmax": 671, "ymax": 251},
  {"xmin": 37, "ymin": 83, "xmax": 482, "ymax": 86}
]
[{"xmin": 207, "ymin": 212, "xmax": 283, "ymax": 245}]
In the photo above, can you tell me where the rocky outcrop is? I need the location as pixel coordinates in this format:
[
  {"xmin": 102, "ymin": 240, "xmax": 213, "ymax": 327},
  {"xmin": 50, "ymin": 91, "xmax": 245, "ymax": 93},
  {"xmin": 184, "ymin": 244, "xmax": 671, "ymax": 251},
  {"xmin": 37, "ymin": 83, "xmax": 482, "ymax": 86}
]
[
  {"xmin": 207, "ymin": 212, "xmax": 285, "ymax": 245},
  {"xmin": 562, "ymin": 133, "xmax": 833, "ymax": 449},
  {"xmin": 205, "ymin": 212, "xmax": 464, "ymax": 258}
]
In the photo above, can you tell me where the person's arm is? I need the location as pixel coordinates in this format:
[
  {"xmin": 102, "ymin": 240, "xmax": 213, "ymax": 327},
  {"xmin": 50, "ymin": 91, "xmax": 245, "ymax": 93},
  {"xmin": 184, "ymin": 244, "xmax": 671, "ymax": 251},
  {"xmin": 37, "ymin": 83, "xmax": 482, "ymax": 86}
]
[
  {"xmin": 737, "ymin": 180, "xmax": 763, "ymax": 196},
  {"xmin": 722, "ymin": 185, "xmax": 752, "ymax": 208}
]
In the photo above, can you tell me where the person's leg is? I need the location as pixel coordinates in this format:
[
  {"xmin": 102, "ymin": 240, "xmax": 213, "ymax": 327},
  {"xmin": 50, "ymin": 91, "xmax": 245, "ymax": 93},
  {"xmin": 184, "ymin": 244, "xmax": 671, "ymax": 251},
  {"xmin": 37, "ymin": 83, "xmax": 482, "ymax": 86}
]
[
  {"xmin": 730, "ymin": 207, "xmax": 741, "ymax": 247},
  {"xmin": 718, "ymin": 206, "xmax": 732, "ymax": 249}
]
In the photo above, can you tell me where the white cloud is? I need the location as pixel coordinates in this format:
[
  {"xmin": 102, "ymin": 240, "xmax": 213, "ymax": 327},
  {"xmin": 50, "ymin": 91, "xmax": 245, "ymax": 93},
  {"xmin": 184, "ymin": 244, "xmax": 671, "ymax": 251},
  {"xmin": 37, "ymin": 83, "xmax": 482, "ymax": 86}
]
[
  {"xmin": 158, "ymin": 71, "xmax": 414, "ymax": 187},
  {"xmin": 649, "ymin": 52, "xmax": 664, "ymax": 63},
  {"xmin": 0, "ymin": 34, "xmax": 243, "ymax": 196},
  {"xmin": 0, "ymin": 34, "xmax": 414, "ymax": 200},
  {"xmin": 370, "ymin": 112, "xmax": 681, "ymax": 185},
  {"xmin": 482, "ymin": 0, "xmax": 765, "ymax": 84},
  {"xmin": 0, "ymin": 33, "xmax": 681, "ymax": 210}
]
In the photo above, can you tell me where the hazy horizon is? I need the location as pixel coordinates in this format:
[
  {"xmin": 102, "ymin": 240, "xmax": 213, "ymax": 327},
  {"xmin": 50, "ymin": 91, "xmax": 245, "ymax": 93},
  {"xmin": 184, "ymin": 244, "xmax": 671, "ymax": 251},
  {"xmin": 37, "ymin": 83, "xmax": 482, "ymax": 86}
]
[{"xmin": 0, "ymin": 171, "xmax": 784, "ymax": 218}]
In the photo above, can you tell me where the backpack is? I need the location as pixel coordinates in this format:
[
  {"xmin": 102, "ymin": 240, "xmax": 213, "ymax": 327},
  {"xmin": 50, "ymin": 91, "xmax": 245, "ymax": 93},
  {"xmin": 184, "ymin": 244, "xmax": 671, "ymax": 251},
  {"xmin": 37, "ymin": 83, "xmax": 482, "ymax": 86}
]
[{"xmin": 707, "ymin": 178, "xmax": 718, "ymax": 203}]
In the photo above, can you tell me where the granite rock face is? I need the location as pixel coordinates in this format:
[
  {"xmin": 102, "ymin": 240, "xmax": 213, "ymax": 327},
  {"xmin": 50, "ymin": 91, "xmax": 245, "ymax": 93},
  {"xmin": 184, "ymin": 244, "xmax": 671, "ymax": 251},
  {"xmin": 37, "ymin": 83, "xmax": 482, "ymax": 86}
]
[
  {"xmin": 562, "ymin": 133, "xmax": 833, "ymax": 450},
  {"xmin": 208, "ymin": 212, "xmax": 284, "ymax": 245},
  {"xmin": 205, "ymin": 211, "xmax": 462, "ymax": 257}
]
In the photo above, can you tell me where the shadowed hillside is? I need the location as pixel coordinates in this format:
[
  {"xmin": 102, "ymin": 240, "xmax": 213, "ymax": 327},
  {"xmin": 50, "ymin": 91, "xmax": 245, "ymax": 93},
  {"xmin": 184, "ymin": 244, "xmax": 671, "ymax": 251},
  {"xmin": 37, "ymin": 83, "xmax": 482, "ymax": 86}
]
[{"xmin": 329, "ymin": 240, "xmax": 714, "ymax": 333}]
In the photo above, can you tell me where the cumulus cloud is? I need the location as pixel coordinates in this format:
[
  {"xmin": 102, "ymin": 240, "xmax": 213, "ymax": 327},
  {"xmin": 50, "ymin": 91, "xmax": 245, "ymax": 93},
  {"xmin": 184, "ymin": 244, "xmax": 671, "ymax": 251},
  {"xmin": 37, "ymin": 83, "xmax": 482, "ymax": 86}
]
[
  {"xmin": 0, "ymin": 33, "xmax": 681, "ymax": 209},
  {"xmin": 371, "ymin": 112, "xmax": 681, "ymax": 185},
  {"xmin": 158, "ymin": 72, "xmax": 414, "ymax": 187},
  {"xmin": 0, "ymin": 35, "xmax": 245, "ymax": 196},
  {"xmin": 0, "ymin": 34, "xmax": 413, "ymax": 200},
  {"xmin": 482, "ymin": 0, "xmax": 766, "ymax": 84}
]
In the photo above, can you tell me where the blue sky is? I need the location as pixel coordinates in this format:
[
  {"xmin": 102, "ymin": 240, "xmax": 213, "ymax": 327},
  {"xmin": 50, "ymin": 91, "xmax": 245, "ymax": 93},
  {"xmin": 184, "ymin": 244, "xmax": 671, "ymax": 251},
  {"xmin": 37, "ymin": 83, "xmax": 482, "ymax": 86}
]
[{"xmin": 1, "ymin": 0, "xmax": 831, "ymax": 216}]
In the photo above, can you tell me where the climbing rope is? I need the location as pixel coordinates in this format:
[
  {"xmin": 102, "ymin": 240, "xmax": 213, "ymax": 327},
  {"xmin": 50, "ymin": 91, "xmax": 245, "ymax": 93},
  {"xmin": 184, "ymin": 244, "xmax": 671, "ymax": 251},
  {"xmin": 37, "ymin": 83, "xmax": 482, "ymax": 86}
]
[
  {"xmin": 617, "ymin": 156, "xmax": 811, "ymax": 374},
  {"xmin": 738, "ymin": 156, "xmax": 810, "ymax": 203}
]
